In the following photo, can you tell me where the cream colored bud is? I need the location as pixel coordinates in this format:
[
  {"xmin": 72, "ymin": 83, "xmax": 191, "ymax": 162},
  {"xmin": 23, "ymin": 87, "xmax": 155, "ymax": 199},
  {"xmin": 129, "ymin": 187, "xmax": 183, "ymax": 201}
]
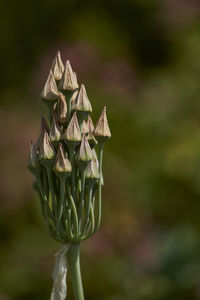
[
  {"xmin": 81, "ymin": 120, "xmax": 89, "ymax": 135},
  {"xmin": 40, "ymin": 70, "xmax": 59, "ymax": 100},
  {"xmin": 73, "ymin": 84, "xmax": 92, "ymax": 113},
  {"xmin": 51, "ymin": 51, "xmax": 64, "ymax": 81},
  {"xmin": 62, "ymin": 112, "xmax": 81, "ymax": 142},
  {"xmin": 94, "ymin": 106, "xmax": 111, "ymax": 143},
  {"xmin": 59, "ymin": 60, "xmax": 79, "ymax": 92},
  {"xmin": 40, "ymin": 132, "xmax": 55, "ymax": 160},
  {"xmin": 49, "ymin": 114, "xmax": 62, "ymax": 142},
  {"xmin": 53, "ymin": 143, "xmax": 72, "ymax": 174},
  {"xmin": 78, "ymin": 134, "xmax": 93, "ymax": 162},
  {"xmin": 87, "ymin": 116, "xmax": 94, "ymax": 133}
]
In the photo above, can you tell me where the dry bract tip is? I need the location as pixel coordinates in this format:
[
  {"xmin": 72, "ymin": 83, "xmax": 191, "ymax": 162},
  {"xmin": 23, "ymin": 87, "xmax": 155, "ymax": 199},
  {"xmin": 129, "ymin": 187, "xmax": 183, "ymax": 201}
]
[
  {"xmin": 51, "ymin": 51, "xmax": 64, "ymax": 81},
  {"xmin": 78, "ymin": 134, "xmax": 93, "ymax": 162},
  {"xmin": 50, "ymin": 114, "xmax": 62, "ymax": 142},
  {"xmin": 59, "ymin": 60, "xmax": 79, "ymax": 92},
  {"xmin": 40, "ymin": 131, "xmax": 55, "ymax": 160},
  {"xmin": 73, "ymin": 84, "xmax": 92, "ymax": 113},
  {"xmin": 63, "ymin": 112, "xmax": 81, "ymax": 142},
  {"xmin": 94, "ymin": 106, "xmax": 111, "ymax": 141},
  {"xmin": 40, "ymin": 70, "xmax": 60, "ymax": 100},
  {"xmin": 53, "ymin": 143, "xmax": 72, "ymax": 174}
]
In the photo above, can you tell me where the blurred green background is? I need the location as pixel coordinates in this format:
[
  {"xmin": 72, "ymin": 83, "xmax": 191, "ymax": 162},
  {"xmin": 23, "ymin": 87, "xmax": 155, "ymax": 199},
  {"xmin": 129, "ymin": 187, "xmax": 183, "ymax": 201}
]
[{"xmin": 1, "ymin": 0, "xmax": 200, "ymax": 299}]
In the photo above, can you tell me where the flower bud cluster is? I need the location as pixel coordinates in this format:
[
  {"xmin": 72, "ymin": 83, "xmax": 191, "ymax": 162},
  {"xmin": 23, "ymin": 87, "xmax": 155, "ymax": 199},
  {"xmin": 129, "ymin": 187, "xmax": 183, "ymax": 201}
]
[{"xmin": 28, "ymin": 52, "xmax": 111, "ymax": 243}]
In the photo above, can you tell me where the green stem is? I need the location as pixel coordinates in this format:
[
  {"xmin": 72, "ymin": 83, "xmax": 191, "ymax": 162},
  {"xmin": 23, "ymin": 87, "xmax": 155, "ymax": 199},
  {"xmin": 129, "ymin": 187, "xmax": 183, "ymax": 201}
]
[
  {"xmin": 78, "ymin": 170, "xmax": 86, "ymax": 233},
  {"xmin": 81, "ymin": 187, "xmax": 93, "ymax": 236},
  {"xmin": 69, "ymin": 147, "xmax": 76, "ymax": 202},
  {"xmin": 67, "ymin": 243, "xmax": 84, "ymax": 300},
  {"xmin": 66, "ymin": 181, "xmax": 79, "ymax": 239},
  {"xmin": 56, "ymin": 177, "xmax": 65, "ymax": 237},
  {"xmin": 93, "ymin": 144, "xmax": 103, "ymax": 233},
  {"xmin": 46, "ymin": 166, "xmax": 57, "ymax": 218}
]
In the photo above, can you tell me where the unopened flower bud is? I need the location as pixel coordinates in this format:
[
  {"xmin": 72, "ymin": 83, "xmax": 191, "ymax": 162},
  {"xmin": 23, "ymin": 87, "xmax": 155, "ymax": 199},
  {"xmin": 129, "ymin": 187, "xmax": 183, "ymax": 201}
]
[
  {"xmin": 59, "ymin": 60, "xmax": 79, "ymax": 92},
  {"xmin": 36, "ymin": 116, "xmax": 49, "ymax": 149},
  {"xmin": 72, "ymin": 84, "xmax": 92, "ymax": 114},
  {"xmin": 81, "ymin": 120, "xmax": 89, "ymax": 135},
  {"xmin": 50, "ymin": 114, "xmax": 62, "ymax": 142},
  {"xmin": 56, "ymin": 93, "xmax": 67, "ymax": 124},
  {"xmin": 40, "ymin": 70, "xmax": 60, "ymax": 101},
  {"xmin": 78, "ymin": 134, "xmax": 93, "ymax": 163},
  {"xmin": 27, "ymin": 141, "xmax": 40, "ymax": 172},
  {"xmin": 94, "ymin": 106, "xmax": 111, "ymax": 144},
  {"xmin": 85, "ymin": 158, "xmax": 100, "ymax": 181},
  {"xmin": 62, "ymin": 112, "xmax": 81, "ymax": 142},
  {"xmin": 40, "ymin": 132, "xmax": 55, "ymax": 161},
  {"xmin": 53, "ymin": 143, "xmax": 72, "ymax": 175},
  {"xmin": 87, "ymin": 116, "xmax": 94, "ymax": 133},
  {"xmin": 51, "ymin": 51, "xmax": 64, "ymax": 81}
]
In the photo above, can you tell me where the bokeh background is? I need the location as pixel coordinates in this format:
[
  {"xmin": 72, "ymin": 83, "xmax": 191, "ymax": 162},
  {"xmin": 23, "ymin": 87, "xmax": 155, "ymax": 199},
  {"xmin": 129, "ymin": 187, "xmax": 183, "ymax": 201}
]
[{"xmin": 1, "ymin": 0, "xmax": 200, "ymax": 299}]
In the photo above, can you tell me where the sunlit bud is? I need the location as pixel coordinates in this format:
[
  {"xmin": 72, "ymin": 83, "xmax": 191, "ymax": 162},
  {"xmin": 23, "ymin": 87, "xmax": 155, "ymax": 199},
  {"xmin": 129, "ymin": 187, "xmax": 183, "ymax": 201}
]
[
  {"xmin": 51, "ymin": 51, "xmax": 64, "ymax": 81},
  {"xmin": 87, "ymin": 116, "xmax": 94, "ymax": 133},
  {"xmin": 36, "ymin": 116, "xmax": 49, "ymax": 149},
  {"xmin": 62, "ymin": 112, "xmax": 81, "ymax": 142},
  {"xmin": 81, "ymin": 120, "xmax": 89, "ymax": 135},
  {"xmin": 73, "ymin": 84, "xmax": 92, "ymax": 113},
  {"xmin": 56, "ymin": 93, "xmax": 67, "ymax": 124},
  {"xmin": 40, "ymin": 132, "xmax": 55, "ymax": 161},
  {"xmin": 85, "ymin": 158, "xmax": 100, "ymax": 181},
  {"xmin": 94, "ymin": 106, "xmax": 111, "ymax": 144},
  {"xmin": 27, "ymin": 141, "xmax": 40, "ymax": 171},
  {"xmin": 78, "ymin": 134, "xmax": 93, "ymax": 163},
  {"xmin": 50, "ymin": 114, "xmax": 62, "ymax": 142},
  {"xmin": 40, "ymin": 70, "xmax": 60, "ymax": 100},
  {"xmin": 59, "ymin": 60, "xmax": 79, "ymax": 92},
  {"xmin": 53, "ymin": 143, "xmax": 72, "ymax": 175}
]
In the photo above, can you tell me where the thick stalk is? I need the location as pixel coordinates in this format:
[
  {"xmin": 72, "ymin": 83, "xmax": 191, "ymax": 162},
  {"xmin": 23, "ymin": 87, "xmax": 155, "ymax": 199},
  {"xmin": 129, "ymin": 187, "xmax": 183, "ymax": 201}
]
[{"xmin": 67, "ymin": 243, "xmax": 84, "ymax": 300}]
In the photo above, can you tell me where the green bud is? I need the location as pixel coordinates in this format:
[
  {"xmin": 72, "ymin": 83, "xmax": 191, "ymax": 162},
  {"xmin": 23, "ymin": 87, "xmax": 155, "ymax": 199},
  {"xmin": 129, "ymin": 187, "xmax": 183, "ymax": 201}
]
[
  {"xmin": 72, "ymin": 84, "xmax": 92, "ymax": 113},
  {"xmin": 40, "ymin": 70, "xmax": 60, "ymax": 101},
  {"xmin": 56, "ymin": 93, "xmax": 67, "ymax": 124},
  {"xmin": 62, "ymin": 112, "xmax": 81, "ymax": 142},
  {"xmin": 51, "ymin": 51, "xmax": 64, "ymax": 81},
  {"xmin": 49, "ymin": 114, "xmax": 62, "ymax": 142},
  {"xmin": 94, "ymin": 106, "xmax": 111, "ymax": 144},
  {"xmin": 59, "ymin": 60, "xmax": 79, "ymax": 92},
  {"xmin": 78, "ymin": 134, "xmax": 93, "ymax": 162},
  {"xmin": 40, "ymin": 131, "xmax": 55, "ymax": 161},
  {"xmin": 53, "ymin": 143, "xmax": 72, "ymax": 175}
]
